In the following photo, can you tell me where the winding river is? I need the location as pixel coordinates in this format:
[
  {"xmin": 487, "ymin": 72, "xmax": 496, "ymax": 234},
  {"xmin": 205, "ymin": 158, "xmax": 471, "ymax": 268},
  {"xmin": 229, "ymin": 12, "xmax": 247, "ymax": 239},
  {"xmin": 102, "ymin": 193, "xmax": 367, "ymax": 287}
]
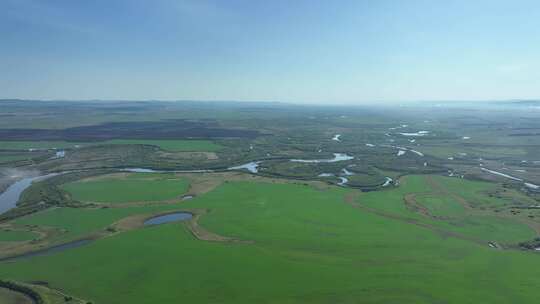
[
  {"xmin": 228, "ymin": 161, "xmax": 260, "ymax": 173},
  {"xmin": 0, "ymin": 173, "xmax": 58, "ymax": 215},
  {"xmin": 1, "ymin": 152, "xmax": 355, "ymax": 215},
  {"xmin": 290, "ymin": 153, "xmax": 354, "ymax": 163},
  {"xmin": 0, "ymin": 239, "xmax": 92, "ymax": 262}
]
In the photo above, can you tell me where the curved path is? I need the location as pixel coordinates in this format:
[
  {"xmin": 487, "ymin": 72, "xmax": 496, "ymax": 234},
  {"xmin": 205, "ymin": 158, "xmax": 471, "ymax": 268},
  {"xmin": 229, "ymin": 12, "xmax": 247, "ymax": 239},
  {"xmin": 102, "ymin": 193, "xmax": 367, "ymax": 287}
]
[
  {"xmin": 343, "ymin": 192, "xmax": 488, "ymax": 246},
  {"xmin": 346, "ymin": 175, "xmax": 540, "ymax": 249}
]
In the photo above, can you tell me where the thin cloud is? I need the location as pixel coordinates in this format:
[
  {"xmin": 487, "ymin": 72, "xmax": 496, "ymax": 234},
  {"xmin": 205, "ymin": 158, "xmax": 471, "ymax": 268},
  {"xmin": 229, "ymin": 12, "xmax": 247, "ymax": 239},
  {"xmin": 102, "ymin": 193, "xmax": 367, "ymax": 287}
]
[
  {"xmin": 496, "ymin": 63, "xmax": 527, "ymax": 73},
  {"xmin": 2, "ymin": 0, "xmax": 98, "ymax": 35}
]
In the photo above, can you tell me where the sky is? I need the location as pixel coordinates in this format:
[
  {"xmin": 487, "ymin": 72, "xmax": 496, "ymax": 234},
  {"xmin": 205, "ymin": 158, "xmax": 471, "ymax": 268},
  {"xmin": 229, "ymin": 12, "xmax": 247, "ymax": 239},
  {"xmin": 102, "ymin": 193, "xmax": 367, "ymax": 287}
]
[{"xmin": 1, "ymin": 0, "xmax": 539, "ymax": 104}]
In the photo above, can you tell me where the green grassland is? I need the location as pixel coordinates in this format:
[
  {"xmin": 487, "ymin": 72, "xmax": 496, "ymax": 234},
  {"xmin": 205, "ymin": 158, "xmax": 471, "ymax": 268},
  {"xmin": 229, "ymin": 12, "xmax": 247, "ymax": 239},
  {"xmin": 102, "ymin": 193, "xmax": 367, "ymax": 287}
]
[
  {"xmin": 3, "ymin": 101, "xmax": 540, "ymax": 303},
  {"xmin": 429, "ymin": 175, "xmax": 535, "ymax": 208},
  {"xmin": 0, "ymin": 141, "xmax": 79, "ymax": 150},
  {"xmin": 14, "ymin": 204, "xmax": 188, "ymax": 243},
  {"xmin": 361, "ymin": 175, "xmax": 536, "ymax": 243},
  {"xmin": 0, "ymin": 139, "xmax": 222, "ymax": 152},
  {"xmin": 418, "ymin": 144, "xmax": 527, "ymax": 159},
  {"xmin": 101, "ymin": 139, "xmax": 223, "ymax": 152},
  {"xmin": 416, "ymin": 195, "xmax": 465, "ymax": 217},
  {"xmin": 1, "ymin": 175, "xmax": 540, "ymax": 303},
  {"xmin": 0, "ymin": 154, "xmax": 34, "ymax": 163},
  {"xmin": 61, "ymin": 173, "xmax": 189, "ymax": 203},
  {"xmin": 0, "ymin": 230, "xmax": 38, "ymax": 242}
]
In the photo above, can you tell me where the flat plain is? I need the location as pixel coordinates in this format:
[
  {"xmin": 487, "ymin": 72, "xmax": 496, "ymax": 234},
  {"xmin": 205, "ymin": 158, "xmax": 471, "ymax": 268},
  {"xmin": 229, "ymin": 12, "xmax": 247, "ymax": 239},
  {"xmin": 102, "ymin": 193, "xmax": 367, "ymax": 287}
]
[{"xmin": 1, "ymin": 100, "xmax": 540, "ymax": 303}]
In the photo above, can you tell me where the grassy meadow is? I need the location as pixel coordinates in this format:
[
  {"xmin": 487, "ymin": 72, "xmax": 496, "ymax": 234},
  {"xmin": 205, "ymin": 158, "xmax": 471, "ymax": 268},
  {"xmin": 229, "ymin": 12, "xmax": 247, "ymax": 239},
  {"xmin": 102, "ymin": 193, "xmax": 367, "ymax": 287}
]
[
  {"xmin": 13, "ymin": 203, "xmax": 189, "ymax": 243},
  {"xmin": 0, "ymin": 230, "xmax": 38, "ymax": 242},
  {"xmin": 1, "ymin": 175, "xmax": 540, "ymax": 303},
  {"xmin": 101, "ymin": 139, "xmax": 222, "ymax": 151},
  {"xmin": 0, "ymin": 139, "xmax": 222, "ymax": 152},
  {"xmin": 0, "ymin": 154, "xmax": 35, "ymax": 163},
  {"xmin": 61, "ymin": 173, "xmax": 189, "ymax": 203}
]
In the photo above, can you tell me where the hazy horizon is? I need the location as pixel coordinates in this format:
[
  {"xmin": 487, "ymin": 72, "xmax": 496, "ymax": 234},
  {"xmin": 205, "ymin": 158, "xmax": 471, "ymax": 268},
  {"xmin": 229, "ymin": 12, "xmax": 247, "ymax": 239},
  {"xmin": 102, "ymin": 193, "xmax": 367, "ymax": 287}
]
[
  {"xmin": 3, "ymin": 98, "xmax": 540, "ymax": 108},
  {"xmin": 2, "ymin": 0, "xmax": 539, "ymax": 103}
]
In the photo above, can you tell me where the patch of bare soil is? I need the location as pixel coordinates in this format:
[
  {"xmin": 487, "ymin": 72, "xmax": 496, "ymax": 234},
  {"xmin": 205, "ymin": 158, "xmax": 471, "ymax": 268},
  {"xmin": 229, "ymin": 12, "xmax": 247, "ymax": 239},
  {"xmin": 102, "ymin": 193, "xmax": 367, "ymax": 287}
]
[
  {"xmin": 111, "ymin": 213, "xmax": 150, "ymax": 231},
  {"xmin": 77, "ymin": 172, "xmax": 130, "ymax": 182},
  {"xmin": 157, "ymin": 151, "xmax": 219, "ymax": 160},
  {"xmin": 90, "ymin": 199, "xmax": 180, "ymax": 208},
  {"xmin": 8, "ymin": 281, "xmax": 89, "ymax": 304},
  {"xmin": 185, "ymin": 171, "xmax": 331, "ymax": 193},
  {"xmin": 0, "ymin": 224, "xmax": 63, "ymax": 259},
  {"xmin": 0, "ymin": 286, "xmax": 34, "ymax": 304},
  {"xmin": 403, "ymin": 193, "xmax": 435, "ymax": 219},
  {"xmin": 403, "ymin": 193, "xmax": 455, "ymax": 220}
]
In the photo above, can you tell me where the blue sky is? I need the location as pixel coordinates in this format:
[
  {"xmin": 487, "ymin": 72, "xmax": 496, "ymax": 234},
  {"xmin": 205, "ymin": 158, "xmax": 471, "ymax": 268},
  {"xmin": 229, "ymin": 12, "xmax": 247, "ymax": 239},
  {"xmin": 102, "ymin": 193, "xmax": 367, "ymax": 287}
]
[{"xmin": 1, "ymin": 0, "xmax": 539, "ymax": 103}]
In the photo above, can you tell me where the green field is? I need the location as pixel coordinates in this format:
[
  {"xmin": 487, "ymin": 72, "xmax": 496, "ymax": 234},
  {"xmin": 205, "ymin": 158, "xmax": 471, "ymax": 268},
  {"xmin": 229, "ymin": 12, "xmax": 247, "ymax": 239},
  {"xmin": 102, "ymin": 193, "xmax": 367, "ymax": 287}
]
[
  {"xmin": 362, "ymin": 175, "xmax": 536, "ymax": 243},
  {"xmin": 0, "ymin": 154, "xmax": 33, "ymax": 163},
  {"xmin": 0, "ymin": 141, "xmax": 82, "ymax": 150},
  {"xmin": 418, "ymin": 145, "xmax": 527, "ymax": 159},
  {"xmin": 1, "ymin": 176, "xmax": 540, "ymax": 303},
  {"xmin": 0, "ymin": 139, "xmax": 222, "ymax": 152},
  {"xmin": 14, "ymin": 204, "xmax": 187, "ymax": 243},
  {"xmin": 61, "ymin": 173, "xmax": 189, "ymax": 203},
  {"xmin": 417, "ymin": 195, "xmax": 465, "ymax": 216},
  {"xmin": 0, "ymin": 230, "xmax": 38, "ymax": 242},
  {"xmin": 429, "ymin": 175, "xmax": 534, "ymax": 208},
  {"xmin": 101, "ymin": 139, "xmax": 223, "ymax": 152}
]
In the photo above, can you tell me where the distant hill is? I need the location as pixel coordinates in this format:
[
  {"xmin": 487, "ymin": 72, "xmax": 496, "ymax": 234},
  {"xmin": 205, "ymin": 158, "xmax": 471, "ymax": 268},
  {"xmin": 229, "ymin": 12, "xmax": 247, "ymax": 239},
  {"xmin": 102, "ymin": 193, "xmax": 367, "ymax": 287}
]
[{"xmin": 497, "ymin": 100, "xmax": 540, "ymax": 107}]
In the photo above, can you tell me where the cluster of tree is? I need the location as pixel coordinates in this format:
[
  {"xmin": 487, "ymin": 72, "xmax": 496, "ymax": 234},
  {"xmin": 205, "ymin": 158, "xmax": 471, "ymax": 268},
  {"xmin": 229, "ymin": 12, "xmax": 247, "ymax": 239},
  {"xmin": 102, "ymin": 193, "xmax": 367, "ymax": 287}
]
[{"xmin": 518, "ymin": 237, "xmax": 540, "ymax": 250}]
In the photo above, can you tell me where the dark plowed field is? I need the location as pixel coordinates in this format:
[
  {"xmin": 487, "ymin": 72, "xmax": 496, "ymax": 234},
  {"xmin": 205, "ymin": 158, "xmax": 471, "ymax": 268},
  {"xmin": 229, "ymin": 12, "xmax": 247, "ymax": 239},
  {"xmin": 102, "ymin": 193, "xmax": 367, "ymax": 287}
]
[{"xmin": 0, "ymin": 121, "xmax": 260, "ymax": 141}]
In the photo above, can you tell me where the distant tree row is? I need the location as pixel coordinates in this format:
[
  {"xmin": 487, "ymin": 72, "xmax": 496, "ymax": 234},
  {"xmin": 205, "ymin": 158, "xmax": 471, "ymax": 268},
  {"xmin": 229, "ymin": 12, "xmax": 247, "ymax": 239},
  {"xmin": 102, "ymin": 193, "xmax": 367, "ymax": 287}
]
[{"xmin": 519, "ymin": 237, "xmax": 540, "ymax": 250}]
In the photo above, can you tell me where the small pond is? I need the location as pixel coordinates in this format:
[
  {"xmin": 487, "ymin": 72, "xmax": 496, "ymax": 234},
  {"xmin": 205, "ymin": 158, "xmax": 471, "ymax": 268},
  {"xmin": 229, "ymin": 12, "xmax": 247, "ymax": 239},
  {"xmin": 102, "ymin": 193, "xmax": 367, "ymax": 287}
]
[
  {"xmin": 0, "ymin": 239, "xmax": 92, "ymax": 262},
  {"xmin": 144, "ymin": 212, "xmax": 193, "ymax": 226}
]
